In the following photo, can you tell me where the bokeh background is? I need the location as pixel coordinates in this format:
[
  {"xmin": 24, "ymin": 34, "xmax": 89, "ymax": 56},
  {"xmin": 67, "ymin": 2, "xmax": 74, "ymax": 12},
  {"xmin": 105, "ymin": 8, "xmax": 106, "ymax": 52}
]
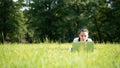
[{"xmin": 0, "ymin": 0, "xmax": 120, "ymax": 43}]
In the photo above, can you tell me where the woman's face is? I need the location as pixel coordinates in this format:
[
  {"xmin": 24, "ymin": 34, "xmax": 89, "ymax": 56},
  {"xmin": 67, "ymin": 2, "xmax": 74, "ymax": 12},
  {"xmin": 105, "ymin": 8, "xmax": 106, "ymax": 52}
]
[{"xmin": 79, "ymin": 32, "xmax": 88, "ymax": 42}]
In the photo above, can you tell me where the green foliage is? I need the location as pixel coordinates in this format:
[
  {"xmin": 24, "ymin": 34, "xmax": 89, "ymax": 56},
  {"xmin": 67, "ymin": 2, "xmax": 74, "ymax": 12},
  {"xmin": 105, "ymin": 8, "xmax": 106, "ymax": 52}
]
[
  {"xmin": 0, "ymin": 0, "xmax": 120, "ymax": 43},
  {"xmin": 0, "ymin": 0, "xmax": 27, "ymax": 43},
  {"xmin": 0, "ymin": 43, "xmax": 120, "ymax": 68},
  {"xmin": 26, "ymin": 0, "xmax": 91, "ymax": 43},
  {"xmin": 25, "ymin": 0, "xmax": 120, "ymax": 43}
]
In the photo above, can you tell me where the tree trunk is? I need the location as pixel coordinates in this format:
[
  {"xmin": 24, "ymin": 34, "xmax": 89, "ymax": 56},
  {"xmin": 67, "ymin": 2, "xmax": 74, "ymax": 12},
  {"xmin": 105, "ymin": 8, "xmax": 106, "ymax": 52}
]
[
  {"xmin": 1, "ymin": 32, "xmax": 5, "ymax": 44},
  {"xmin": 94, "ymin": 18, "xmax": 102, "ymax": 43}
]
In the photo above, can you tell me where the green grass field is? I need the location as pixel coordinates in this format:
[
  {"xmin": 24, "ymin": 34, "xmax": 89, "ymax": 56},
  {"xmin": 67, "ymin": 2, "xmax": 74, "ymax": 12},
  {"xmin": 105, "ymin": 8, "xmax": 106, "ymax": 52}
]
[{"xmin": 0, "ymin": 43, "xmax": 120, "ymax": 68}]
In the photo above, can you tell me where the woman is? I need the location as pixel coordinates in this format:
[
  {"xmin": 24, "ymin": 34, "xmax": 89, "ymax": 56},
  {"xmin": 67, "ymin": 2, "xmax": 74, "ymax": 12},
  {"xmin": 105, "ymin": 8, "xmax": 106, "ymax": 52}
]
[
  {"xmin": 69, "ymin": 28, "xmax": 92, "ymax": 52},
  {"xmin": 73, "ymin": 28, "xmax": 92, "ymax": 42}
]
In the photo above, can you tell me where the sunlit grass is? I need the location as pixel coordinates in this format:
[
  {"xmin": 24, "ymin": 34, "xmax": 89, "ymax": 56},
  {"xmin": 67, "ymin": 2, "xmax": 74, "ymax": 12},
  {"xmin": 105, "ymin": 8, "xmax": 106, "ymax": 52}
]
[{"xmin": 0, "ymin": 43, "xmax": 120, "ymax": 68}]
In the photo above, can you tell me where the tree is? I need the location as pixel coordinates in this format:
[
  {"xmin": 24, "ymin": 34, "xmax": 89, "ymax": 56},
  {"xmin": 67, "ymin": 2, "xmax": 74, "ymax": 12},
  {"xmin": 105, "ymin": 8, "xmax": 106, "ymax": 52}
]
[
  {"xmin": 0, "ymin": 0, "xmax": 27, "ymax": 43},
  {"xmin": 25, "ymin": 0, "xmax": 89, "ymax": 43},
  {"xmin": 86, "ymin": 0, "xmax": 120, "ymax": 43}
]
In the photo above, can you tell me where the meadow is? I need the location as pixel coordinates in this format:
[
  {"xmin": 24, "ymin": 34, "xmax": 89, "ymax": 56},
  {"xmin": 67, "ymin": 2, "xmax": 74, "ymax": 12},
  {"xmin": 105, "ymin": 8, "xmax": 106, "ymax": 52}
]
[{"xmin": 0, "ymin": 43, "xmax": 120, "ymax": 68}]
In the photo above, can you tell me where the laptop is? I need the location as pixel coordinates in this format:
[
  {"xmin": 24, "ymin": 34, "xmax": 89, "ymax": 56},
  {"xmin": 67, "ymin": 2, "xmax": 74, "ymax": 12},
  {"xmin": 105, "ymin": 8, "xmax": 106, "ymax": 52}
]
[{"xmin": 72, "ymin": 42, "xmax": 94, "ymax": 52}]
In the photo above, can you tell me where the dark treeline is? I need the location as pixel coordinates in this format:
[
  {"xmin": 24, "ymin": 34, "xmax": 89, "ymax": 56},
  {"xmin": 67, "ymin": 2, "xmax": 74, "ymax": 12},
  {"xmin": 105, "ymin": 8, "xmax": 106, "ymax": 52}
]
[{"xmin": 0, "ymin": 0, "xmax": 120, "ymax": 43}]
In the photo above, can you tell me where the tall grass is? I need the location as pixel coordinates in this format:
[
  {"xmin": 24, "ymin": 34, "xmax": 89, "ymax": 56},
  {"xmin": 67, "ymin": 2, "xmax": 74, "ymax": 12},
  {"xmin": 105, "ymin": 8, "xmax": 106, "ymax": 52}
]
[{"xmin": 0, "ymin": 43, "xmax": 120, "ymax": 68}]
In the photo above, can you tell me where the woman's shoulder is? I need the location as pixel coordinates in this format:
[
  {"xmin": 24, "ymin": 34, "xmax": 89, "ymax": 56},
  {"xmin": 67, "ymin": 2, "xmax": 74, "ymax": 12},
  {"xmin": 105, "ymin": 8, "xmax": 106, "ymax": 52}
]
[
  {"xmin": 87, "ymin": 38, "xmax": 92, "ymax": 42},
  {"xmin": 73, "ymin": 37, "xmax": 93, "ymax": 42},
  {"xmin": 73, "ymin": 37, "xmax": 79, "ymax": 42}
]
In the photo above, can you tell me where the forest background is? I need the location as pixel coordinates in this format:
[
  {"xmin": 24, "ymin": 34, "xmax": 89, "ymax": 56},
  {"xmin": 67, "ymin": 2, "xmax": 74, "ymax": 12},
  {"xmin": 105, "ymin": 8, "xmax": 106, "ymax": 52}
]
[{"xmin": 0, "ymin": 0, "xmax": 120, "ymax": 43}]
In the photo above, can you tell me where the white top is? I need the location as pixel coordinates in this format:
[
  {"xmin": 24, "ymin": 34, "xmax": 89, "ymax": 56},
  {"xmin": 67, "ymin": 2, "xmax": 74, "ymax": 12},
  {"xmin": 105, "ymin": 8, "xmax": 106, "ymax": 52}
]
[{"xmin": 73, "ymin": 37, "xmax": 92, "ymax": 42}]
